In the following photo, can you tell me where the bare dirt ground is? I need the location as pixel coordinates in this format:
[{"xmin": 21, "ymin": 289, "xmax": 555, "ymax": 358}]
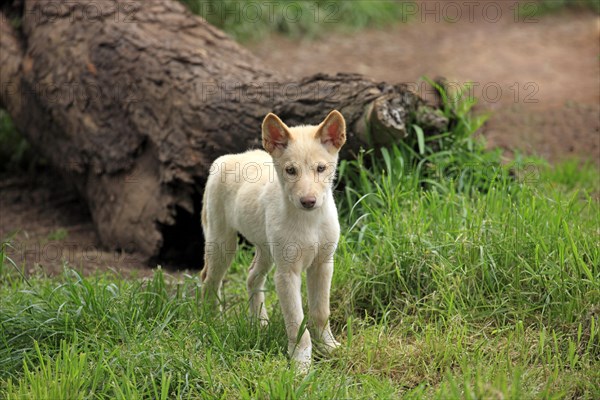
[
  {"xmin": 249, "ymin": 6, "xmax": 600, "ymax": 162},
  {"xmin": 1, "ymin": 6, "xmax": 599, "ymax": 276}
]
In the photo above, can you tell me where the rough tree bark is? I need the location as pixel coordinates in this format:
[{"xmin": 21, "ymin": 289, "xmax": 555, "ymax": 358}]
[{"xmin": 0, "ymin": 0, "xmax": 448, "ymax": 265}]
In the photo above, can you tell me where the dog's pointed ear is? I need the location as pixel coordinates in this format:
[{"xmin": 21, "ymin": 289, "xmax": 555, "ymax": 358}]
[
  {"xmin": 315, "ymin": 110, "xmax": 346, "ymax": 153},
  {"xmin": 262, "ymin": 113, "xmax": 291, "ymax": 156}
]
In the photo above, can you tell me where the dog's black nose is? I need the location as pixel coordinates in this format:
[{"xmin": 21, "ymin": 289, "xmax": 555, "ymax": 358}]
[{"xmin": 300, "ymin": 196, "xmax": 316, "ymax": 209}]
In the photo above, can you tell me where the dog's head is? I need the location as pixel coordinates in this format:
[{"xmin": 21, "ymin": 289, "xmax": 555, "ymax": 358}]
[{"xmin": 262, "ymin": 110, "xmax": 346, "ymax": 211}]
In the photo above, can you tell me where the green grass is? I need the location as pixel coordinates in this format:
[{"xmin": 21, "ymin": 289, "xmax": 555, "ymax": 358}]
[
  {"xmin": 521, "ymin": 0, "xmax": 600, "ymax": 16},
  {"xmin": 45, "ymin": 228, "xmax": 69, "ymax": 242},
  {"xmin": 1, "ymin": 85, "xmax": 599, "ymax": 398},
  {"xmin": 180, "ymin": 0, "xmax": 409, "ymax": 41},
  {"xmin": 180, "ymin": 0, "xmax": 600, "ymax": 43}
]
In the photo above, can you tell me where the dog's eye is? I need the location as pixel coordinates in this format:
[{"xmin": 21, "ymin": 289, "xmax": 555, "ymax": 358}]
[
  {"xmin": 317, "ymin": 164, "xmax": 326, "ymax": 173},
  {"xmin": 285, "ymin": 166, "xmax": 297, "ymax": 175}
]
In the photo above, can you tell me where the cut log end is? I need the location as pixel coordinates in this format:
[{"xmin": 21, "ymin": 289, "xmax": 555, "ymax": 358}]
[{"xmin": 356, "ymin": 89, "xmax": 450, "ymax": 148}]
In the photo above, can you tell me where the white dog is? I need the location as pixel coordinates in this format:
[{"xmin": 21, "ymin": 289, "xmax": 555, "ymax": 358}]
[{"xmin": 200, "ymin": 110, "xmax": 346, "ymax": 371}]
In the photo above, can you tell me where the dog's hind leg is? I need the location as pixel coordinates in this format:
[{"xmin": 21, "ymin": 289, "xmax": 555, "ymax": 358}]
[
  {"xmin": 247, "ymin": 246, "xmax": 272, "ymax": 325},
  {"xmin": 201, "ymin": 226, "xmax": 237, "ymax": 311}
]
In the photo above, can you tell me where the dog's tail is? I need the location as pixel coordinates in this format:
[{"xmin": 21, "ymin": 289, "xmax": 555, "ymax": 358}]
[
  {"xmin": 201, "ymin": 191, "xmax": 208, "ymax": 230},
  {"xmin": 201, "ymin": 187, "xmax": 209, "ymax": 281}
]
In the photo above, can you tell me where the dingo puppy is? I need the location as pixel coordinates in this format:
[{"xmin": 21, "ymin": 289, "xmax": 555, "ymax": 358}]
[{"xmin": 201, "ymin": 110, "xmax": 346, "ymax": 371}]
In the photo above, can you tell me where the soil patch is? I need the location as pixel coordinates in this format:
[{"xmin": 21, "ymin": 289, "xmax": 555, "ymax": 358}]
[{"xmin": 249, "ymin": 7, "xmax": 600, "ymax": 162}]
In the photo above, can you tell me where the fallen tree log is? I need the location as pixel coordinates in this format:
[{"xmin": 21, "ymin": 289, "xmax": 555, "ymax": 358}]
[{"xmin": 0, "ymin": 0, "xmax": 448, "ymax": 266}]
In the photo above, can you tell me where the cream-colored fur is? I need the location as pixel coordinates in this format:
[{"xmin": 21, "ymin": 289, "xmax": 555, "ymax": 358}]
[{"xmin": 201, "ymin": 110, "xmax": 346, "ymax": 371}]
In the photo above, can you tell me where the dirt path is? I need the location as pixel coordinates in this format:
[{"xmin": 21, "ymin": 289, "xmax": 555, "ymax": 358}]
[
  {"xmin": 1, "ymin": 7, "xmax": 598, "ymax": 276},
  {"xmin": 0, "ymin": 173, "xmax": 154, "ymax": 278},
  {"xmin": 249, "ymin": 6, "xmax": 599, "ymax": 162}
]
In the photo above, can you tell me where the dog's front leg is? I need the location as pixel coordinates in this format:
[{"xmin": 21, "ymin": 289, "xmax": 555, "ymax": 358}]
[
  {"xmin": 307, "ymin": 260, "xmax": 340, "ymax": 353},
  {"xmin": 274, "ymin": 267, "xmax": 312, "ymax": 372}
]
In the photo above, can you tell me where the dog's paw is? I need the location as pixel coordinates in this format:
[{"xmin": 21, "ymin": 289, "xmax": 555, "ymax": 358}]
[
  {"xmin": 291, "ymin": 356, "xmax": 311, "ymax": 375},
  {"xmin": 294, "ymin": 361, "xmax": 311, "ymax": 375},
  {"xmin": 251, "ymin": 315, "xmax": 269, "ymax": 328},
  {"xmin": 249, "ymin": 312, "xmax": 269, "ymax": 328},
  {"xmin": 313, "ymin": 328, "xmax": 341, "ymax": 355},
  {"xmin": 289, "ymin": 342, "xmax": 312, "ymax": 374},
  {"xmin": 313, "ymin": 338, "xmax": 341, "ymax": 356},
  {"xmin": 325, "ymin": 339, "xmax": 341, "ymax": 351}
]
